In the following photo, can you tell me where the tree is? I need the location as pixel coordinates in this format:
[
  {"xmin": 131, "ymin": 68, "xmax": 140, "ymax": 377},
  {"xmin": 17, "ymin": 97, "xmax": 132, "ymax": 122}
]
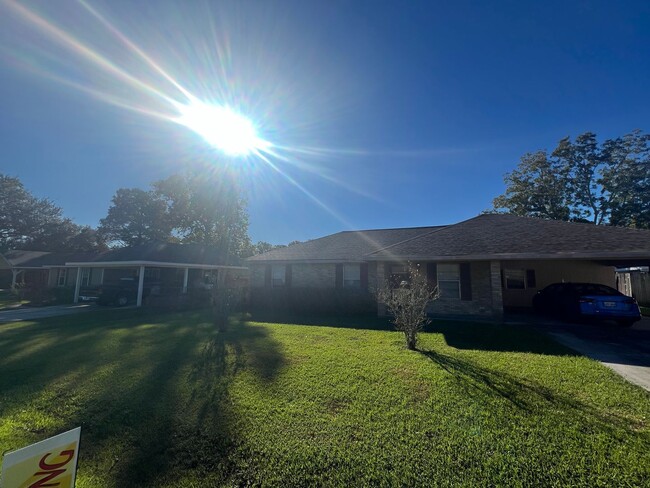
[
  {"xmin": 154, "ymin": 171, "xmax": 250, "ymax": 257},
  {"xmin": 98, "ymin": 188, "xmax": 172, "ymax": 246},
  {"xmin": 492, "ymin": 151, "xmax": 571, "ymax": 221},
  {"xmin": 376, "ymin": 264, "xmax": 439, "ymax": 350},
  {"xmin": 27, "ymin": 220, "xmax": 108, "ymax": 252},
  {"xmin": 492, "ymin": 130, "xmax": 650, "ymax": 228},
  {"xmin": 0, "ymin": 174, "xmax": 64, "ymax": 250},
  {"xmin": 0, "ymin": 174, "xmax": 106, "ymax": 251}
]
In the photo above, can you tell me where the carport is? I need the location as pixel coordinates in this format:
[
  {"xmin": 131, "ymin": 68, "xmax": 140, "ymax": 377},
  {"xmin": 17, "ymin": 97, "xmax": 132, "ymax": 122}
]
[{"xmin": 67, "ymin": 260, "xmax": 246, "ymax": 306}]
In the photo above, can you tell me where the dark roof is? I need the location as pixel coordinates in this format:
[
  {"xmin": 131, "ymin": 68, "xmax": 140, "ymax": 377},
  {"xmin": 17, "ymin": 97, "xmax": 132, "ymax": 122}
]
[
  {"xmin": 247, "ymin": 226, "xmax": 447, "ymax": 262},
  {"xmin": 1, "ymin": 243, "xmax": 234, "ymax": 268},
  {"xmin": 74, "ymin": 243, "xmax": 232, "ymax": 266},
  {"xmin": 368, "ymin": 214, "xmax": 650, "ymax": 260},
  {"xmin": 1, "ymin": 250, "xmax": 97, "ymax": 268}
]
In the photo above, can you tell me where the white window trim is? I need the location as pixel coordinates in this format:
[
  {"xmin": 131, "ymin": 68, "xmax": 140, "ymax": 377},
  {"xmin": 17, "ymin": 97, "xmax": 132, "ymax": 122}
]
[
  {"xmin": 343, "ymin": 264, "xmax": 361, "ymax": 288},
  {"xmin": 504, "ymin": 269, "xmax": 531, "ymax": 290},
  {"xmin": 57, "ymin": 268, "xmax": 67, "ymax": 287},
  {"xmin": 438, "ymin": 263, "xmax": 461, "ymax": 299},
  {"xmin": 503, "ymin": 268, "xmax": 528, "ymax": 290},
  {"xmin": 81, "ymin": 268, "xmax": 91, "ymax": 287},
  {"xmin": 271, "ymin": 265, "xmax": 286, "ymax": 287}
]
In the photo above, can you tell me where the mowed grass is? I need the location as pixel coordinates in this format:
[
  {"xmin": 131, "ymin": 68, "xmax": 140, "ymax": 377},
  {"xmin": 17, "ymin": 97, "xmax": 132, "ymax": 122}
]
[{"xmin": 0, "ymin": 310, "xmax": 649, "ymax": 487}]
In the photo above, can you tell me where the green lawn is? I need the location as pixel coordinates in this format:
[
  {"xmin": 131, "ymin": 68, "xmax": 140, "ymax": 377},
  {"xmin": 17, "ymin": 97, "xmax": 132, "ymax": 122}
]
[
  {"xmin": 1, "ymin": 310, "xmax": 649, "ymax": 487},
  {"xmin": 641, "ymin": 306, "xmax": 650, "ymax": 317}
]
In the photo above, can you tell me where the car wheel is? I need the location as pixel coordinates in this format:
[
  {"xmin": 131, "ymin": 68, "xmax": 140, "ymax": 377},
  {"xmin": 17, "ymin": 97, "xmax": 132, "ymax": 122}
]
[{"xmin": 115, "ymin": 294, "xmax": 129, "ymax": 307}]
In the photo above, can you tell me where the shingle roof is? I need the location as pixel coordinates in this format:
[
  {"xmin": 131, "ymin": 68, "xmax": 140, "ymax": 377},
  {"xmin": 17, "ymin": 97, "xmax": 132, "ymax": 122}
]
[
  {"xmin": 367, "ymin": 214, "xmax": 650, "ymax": 260},
  {"xmin": 2, "ymin": 250, "xmax": 97, "ymax": 267},
  {"xmin": 2, "ymin": 243, "xmax": 234, "ymax": 268},
  {"xmin": 75, "ymin": 243, "xmax": 232, "ymax": 266},
  {"xmin": 247, "ymin": 226, "xmax": 447, "ymax": 262}
]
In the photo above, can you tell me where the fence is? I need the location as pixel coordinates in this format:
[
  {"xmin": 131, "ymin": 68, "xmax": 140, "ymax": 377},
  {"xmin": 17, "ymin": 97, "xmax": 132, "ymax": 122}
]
[{"xmin": 617, "ymin": 272, "xmax": 650, "ymax": 306}]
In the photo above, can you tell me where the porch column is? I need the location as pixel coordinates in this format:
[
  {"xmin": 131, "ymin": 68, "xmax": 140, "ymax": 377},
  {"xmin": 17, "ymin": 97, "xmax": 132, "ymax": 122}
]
[
  {"xmin": 11, "ymin": 269, "xmax": 18, "ymax": 289},
  {"xmin": 136, "ymin": 266, "xmax": 145, "ymax": 307},
  {"xmin": 182, "ymin": 268, "xmax": 189, "ymax": 294},
  {"xmin": 489, "ymin": 260, "xmax": 503, "ymax": 319},
  {"xmin": 74, "ymin": 267, "xmax": 82, "ymax": 304}
]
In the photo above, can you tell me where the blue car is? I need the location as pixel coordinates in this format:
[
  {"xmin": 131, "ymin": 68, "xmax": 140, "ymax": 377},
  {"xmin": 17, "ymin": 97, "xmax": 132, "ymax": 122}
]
[{"xmin": 532, "ymin": 282, "xmax": 642, "ymax": 327}]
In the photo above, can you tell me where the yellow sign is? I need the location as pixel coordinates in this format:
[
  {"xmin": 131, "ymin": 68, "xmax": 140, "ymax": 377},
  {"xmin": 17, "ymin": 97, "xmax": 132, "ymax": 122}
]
[{"xmin": 1, "ymin": 427, "xmax": 80, "ymax": 488}]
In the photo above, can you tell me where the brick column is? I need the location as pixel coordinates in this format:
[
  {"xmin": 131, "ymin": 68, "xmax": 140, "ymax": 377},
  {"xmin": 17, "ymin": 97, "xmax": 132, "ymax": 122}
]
[
  {"xmin": 489, "ymin": 260, "xmax": 503, "ymax": 319},
  {"xmin": 376, "ymin": 261, "xmax": 387, "ymax": 316}
]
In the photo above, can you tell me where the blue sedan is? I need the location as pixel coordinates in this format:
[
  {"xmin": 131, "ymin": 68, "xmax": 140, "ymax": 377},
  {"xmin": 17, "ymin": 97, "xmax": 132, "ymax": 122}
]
[{"xmin": 532, "ymin": 282, "xmax": 642, "ymax": 327}]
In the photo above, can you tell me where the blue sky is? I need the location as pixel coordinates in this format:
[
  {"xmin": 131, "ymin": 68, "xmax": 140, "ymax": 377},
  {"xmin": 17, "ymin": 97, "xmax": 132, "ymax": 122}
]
[{"xmin": 1, "ymin": 0, "xmax": 648, "ymax": 244}]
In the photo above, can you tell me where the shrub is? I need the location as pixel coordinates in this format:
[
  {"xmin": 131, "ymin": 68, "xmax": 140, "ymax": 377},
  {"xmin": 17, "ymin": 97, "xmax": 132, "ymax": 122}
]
[{"xmin": 377, "ymin": 263, "xmax": 439, "ymax": 350}]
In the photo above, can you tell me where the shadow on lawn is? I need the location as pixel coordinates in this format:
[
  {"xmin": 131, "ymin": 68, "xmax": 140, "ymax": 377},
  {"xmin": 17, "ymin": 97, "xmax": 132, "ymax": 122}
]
[
  {"xmin": 429, "ymin": 321, "xmax": 579, "ymax": 356},
  {"xmin": 0, "ymin": 309, "xmax": 285, "ymax": 487},
  {"xmin": 420, "ymin": 349, "xmax": 637, "ymax": 434},
  {"xmin": 249, "ymin": 311, "xmax": 577, "ymax": 356}
]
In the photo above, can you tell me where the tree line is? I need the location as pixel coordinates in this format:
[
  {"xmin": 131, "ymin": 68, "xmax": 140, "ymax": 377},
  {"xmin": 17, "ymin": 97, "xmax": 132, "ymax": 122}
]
[
  {"xmin": 2, "ymin": 129, "xmax": 646, "ymax": 256},
  {"xmin": 0, "ymin": 170, "xmax": 289, "ymax": 257},
  {"xmin": 492, "ymin": 129, "xmax": 649, "ymax": 228}
]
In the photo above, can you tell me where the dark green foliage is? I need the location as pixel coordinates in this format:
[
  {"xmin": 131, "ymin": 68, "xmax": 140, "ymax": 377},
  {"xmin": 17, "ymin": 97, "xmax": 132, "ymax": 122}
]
[
  {"xmin": 493, "ymin": 130, "xmax": 650, "ymax": 228},
  {"xmin": 154, "ymin": 170, "xmax": 250, "ymax": 257},
  {"xmin": 98, "ymin": 188, "xmax": 173, "ymax": 247},
  {"xmin": 0, "ymin": 174, "xmax": 106, "ymax": 251}
]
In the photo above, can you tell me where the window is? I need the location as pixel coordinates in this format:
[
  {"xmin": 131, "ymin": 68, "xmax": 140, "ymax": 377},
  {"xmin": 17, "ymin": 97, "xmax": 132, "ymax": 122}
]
[
  {"xmin": 343, "ymin": 264, "xmax": 361, "ymax": 288},
  {"xmin": 438, "ymin": 263, "xmax": 460, "ymax": 299},
  {"xmin": 144, "ymin": 268, "xmax": 161, "ymax": 280},
  {"xmin": 389, "ymin": 265, "xmax": 409, "ymax": 288},
  {"xmin": 81, "ymin": 268, "xmax": 91, "ymax": 287},
  {"xmin": 504, "ymin": 269, "xmax": 526, "ymax": 289},
  {"xmin": 272, "ymin": 265, "xmax": 286, "ymax": 287},
  {"xmin": 57, "ymin": 268, "xmax": 67, "ymax": 287},
  {"xmin": 504, "ymin": 269, "xmax": 537, "ymax": 290}
]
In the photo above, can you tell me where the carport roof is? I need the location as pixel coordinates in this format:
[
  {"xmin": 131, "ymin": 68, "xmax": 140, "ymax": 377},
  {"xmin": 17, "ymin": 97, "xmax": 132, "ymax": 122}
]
[
  {"xmin": 2, "ymin": 250, "xmax": 97, "ymax": 268},
  {"xmin": 2, "ymin": 243, "xmax": 244, "ymax": 269},
  {"xmin": 75, "ymin": 243, "xmax": 234, "ymax": 266}
]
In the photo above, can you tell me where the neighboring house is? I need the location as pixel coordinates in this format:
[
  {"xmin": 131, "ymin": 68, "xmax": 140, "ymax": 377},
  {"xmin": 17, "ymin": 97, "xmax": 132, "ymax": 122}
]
[
  {"xmin": 0, "ymin": 243, "xmax": 248, "ymax": 307},
  {"xmin": 247, "ymin": 214, "xmax": 650, "ymax": 318}
]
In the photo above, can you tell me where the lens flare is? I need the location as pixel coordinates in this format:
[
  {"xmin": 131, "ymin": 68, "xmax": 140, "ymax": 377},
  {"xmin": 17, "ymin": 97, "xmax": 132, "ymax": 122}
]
[{"xmin": 175, "ymin": 101, "xmax": 265, "ymax": 156}]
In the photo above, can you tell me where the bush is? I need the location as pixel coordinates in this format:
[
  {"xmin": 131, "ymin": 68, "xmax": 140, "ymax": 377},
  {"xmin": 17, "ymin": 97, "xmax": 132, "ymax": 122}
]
[{"xmin": 377, "ymin": 264, "xmax": 438, "ymax": 350}]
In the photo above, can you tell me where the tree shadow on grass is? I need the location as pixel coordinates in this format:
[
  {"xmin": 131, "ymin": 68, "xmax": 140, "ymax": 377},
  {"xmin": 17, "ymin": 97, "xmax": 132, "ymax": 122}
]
[
  {"xmin": 0, "ymin": 309, "xmax": 285, "ymax": 487},
  {"xmin": 428, "ymin": 321, "xmax": 580, "ymax": 356},
  {"xmin": 419, "ymin": 349, "xmax": 641, "ymax": 435}
]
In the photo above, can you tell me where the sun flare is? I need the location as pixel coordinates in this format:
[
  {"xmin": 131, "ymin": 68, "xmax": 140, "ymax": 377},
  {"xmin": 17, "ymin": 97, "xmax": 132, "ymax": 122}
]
[{"xmin": 176, "ymin": 101, "xmax": 264, "ymax": 156}]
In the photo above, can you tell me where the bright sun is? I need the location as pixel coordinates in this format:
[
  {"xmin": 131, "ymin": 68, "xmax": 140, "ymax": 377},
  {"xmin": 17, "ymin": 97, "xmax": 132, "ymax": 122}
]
[{"xmin": 176, "ymin": 101, "xmax": 262, "ymax": 156}]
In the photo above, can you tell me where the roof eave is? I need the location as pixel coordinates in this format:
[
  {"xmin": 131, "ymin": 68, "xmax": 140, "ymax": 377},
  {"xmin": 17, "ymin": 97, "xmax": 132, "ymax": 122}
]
[
  {"xmin": 365, "ymin": 251, "xmax": 650, "ymax": 261},
  {"xmin": 65, "ymin": 260, "xmax": 247, "ymax": 270}
]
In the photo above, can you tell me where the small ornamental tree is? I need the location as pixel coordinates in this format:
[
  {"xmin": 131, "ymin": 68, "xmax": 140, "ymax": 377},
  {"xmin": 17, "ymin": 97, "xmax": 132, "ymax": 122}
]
[{"xmin": 377, "ymin": 264, "xmax": 439, "ymax": 350}]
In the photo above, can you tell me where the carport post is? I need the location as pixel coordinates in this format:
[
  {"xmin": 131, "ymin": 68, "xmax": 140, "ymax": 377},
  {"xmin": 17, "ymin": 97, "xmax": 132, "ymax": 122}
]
[
  {"xmin": 182, "ymin": 267, "xmax": 189, "ymax": 293},
  {"xmin": 73, "ymin": 267, "xmax": 82, "ymax": 304},
  {"xmin": 136, "ymin": 266, "xmax": 145, "ymax": 307}
]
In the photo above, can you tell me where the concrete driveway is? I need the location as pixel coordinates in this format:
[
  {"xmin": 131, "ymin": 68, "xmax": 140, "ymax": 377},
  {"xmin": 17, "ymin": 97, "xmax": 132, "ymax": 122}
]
[
  {"xmin": 530, "ymin": 316, "xmax": 650, "ymax": 391},
  {"xmin": 0, "ymin": 303, "xmax": 98, "ymax": 323}
]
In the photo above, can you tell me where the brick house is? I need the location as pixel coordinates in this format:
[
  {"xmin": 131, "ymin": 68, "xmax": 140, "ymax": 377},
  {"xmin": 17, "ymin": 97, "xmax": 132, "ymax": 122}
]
[{"xmin": 247, "ymin": 214, "xmax": 650, "ymax": 318}]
